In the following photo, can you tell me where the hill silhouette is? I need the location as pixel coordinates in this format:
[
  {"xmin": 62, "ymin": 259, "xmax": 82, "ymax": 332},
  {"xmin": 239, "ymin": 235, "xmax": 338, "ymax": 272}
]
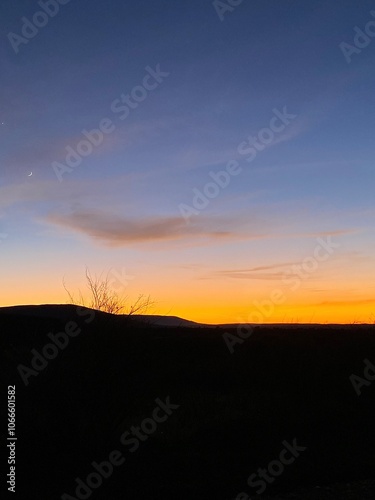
[{"xmin": 0, "ymin": 304, "xmax": 208, "ymax": 327}]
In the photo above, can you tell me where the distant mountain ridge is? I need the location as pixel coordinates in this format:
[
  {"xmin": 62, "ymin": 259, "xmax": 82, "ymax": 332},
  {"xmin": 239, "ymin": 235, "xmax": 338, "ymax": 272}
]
[
  {"xmin": 0, "ymin": 304, "xmax": 209, "ymax": 328},
  {"xmin": 0, "ymin": 304, "xmax": 106, "ymax": 321},
  {"xmin": 0, "ymin": 304, "xmax": 369, "ymax": 328}
]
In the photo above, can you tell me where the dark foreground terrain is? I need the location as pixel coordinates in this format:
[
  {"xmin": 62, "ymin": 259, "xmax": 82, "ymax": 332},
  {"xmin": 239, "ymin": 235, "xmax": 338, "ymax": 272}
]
[{"xmin": 1, "ymin": 305, "xmax": 375, "ymax": 500}]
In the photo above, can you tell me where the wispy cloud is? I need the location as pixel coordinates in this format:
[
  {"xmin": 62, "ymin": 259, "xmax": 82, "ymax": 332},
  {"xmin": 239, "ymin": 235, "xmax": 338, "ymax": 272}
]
[
  {"xmin": 318, "ymin": 299, "xmax": 375, "ymax": 307},
  {"xmin": 270, "ymin": 115, "xmax": 309, "ymax": 147},
  {"xmin": 0, "ymin": 176, "xmax": 136, "ymax": 217},
  {"xmin": 305, "ymin": 229, "xmax": 360, "ymax": 238},
  {"xmin": 203, "ymin": 261, "xmax": 299, "ymax": 281},
  {"xmin": 3, "ymin": 131, "xmax": 125, "ymax": 174},
  {"xmin": 42, "ymin": 209, "xmax": 267, "ymax": 247}
]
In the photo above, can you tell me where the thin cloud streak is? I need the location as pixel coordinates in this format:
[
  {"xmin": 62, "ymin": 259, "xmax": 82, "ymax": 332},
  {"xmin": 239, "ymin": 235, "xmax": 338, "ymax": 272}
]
[
  {"xmin": 43, "ymin": 209, "xmax": 268, "ymax": 247},
  {"xmin": 203, "ymin": 262, "xmax": 298, "ymax": 281},
  {"xmin": 318, "ymin": 299, "xmax": 375, "ymax": 307}
]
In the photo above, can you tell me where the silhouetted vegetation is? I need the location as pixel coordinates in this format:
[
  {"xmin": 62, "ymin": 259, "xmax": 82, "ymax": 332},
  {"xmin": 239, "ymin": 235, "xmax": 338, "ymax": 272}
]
[{"xmin": 63, "ymin": 268, "xmax": 154, "ymax": 315}]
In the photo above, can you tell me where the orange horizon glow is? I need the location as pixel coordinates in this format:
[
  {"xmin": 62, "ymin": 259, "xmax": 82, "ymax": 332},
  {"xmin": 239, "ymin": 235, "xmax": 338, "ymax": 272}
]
[
  {"xmin": 2, "ymin": 288, "xmax": 374, "ymax": 325},
  {"xmin": 1, "ymin": 209, "xmax": 374, "ymax": 327}
]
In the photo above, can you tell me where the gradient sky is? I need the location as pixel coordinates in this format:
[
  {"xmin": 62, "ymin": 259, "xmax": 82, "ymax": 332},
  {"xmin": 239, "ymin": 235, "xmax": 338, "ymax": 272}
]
[{"xmin": 1, "ymin": 0, "xmax": 375, "ymax": 323}]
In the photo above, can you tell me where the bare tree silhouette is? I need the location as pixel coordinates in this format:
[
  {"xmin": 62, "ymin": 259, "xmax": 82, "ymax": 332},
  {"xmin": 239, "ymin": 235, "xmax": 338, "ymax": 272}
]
[{"xmin": 63, "ymin": 268, "xmax": 154, "ymax": 315}]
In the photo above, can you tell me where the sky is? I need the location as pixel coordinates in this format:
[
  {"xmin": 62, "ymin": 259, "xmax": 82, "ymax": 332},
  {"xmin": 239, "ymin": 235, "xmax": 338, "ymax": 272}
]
[{"xmin": 1, "ymin": 0, "xmax": 374, "ymax": 324}]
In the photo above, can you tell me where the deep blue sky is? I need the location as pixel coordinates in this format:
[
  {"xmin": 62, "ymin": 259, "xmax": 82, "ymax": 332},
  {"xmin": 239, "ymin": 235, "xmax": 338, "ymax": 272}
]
[{"xmin": 1, "ymin": 0, "xmax": 374, "ymax": 322}]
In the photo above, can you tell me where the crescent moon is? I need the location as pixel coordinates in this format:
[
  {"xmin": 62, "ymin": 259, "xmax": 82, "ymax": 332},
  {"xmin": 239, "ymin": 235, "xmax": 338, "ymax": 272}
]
[{"xmin": 28, "ymin": 172, "xmax": 33, "ymax": 177}]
